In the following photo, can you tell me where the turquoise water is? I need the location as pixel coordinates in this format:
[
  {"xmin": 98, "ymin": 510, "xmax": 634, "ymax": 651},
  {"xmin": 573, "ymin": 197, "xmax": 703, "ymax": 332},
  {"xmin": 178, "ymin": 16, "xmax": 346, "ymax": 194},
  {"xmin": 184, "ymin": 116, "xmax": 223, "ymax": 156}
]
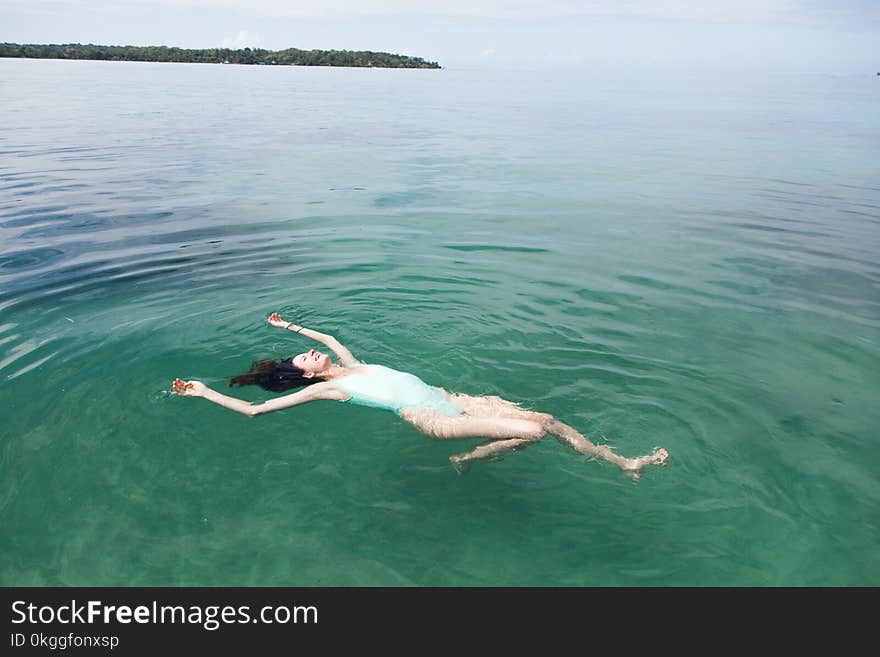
[{"xmin": 1, "ymin": 59, "xmax": 878, "ymax": 586}]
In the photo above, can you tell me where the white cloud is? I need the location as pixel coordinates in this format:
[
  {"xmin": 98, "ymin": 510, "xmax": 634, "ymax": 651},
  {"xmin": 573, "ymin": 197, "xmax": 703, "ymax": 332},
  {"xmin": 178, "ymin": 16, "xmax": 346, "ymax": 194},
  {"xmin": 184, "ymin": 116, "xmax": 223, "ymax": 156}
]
[
  {"xmin": 4, "ymin": 1, "xmax": 873, "ymax": 27},
  {"xmin": 21, "ymin": 0, "xmax": 805, "ymax": 22},
  {"xmin": 221, "ymin": 29, "xmax": 260, "ymax": 47}
]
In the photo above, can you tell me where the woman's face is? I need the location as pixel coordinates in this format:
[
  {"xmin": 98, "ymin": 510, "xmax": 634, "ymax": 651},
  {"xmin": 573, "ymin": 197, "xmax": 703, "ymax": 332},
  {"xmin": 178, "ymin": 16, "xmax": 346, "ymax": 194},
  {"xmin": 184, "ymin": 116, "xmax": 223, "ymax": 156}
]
[{"xmin": 292, "ymin": 349, "xmax": 332, "ymax": 374}]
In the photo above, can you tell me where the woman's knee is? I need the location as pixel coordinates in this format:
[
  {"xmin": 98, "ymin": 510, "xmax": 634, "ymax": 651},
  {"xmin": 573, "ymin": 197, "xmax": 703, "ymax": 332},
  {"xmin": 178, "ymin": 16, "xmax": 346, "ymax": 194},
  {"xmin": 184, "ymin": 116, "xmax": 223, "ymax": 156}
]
[
  {"xmin": 518, "ymin": 420, "xmax": 547, "ymax": 442},
  {"xmin": 530, "ymin": 412, "xmax": 555, "ymax": 427}
]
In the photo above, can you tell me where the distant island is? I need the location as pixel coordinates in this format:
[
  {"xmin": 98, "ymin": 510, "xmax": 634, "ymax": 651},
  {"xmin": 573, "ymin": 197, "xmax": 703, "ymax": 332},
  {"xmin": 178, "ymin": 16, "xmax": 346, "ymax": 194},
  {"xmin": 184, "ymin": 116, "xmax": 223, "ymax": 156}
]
[{"xmin": 0, "ymin": 43, "xmax": 441, "ymax": 69}]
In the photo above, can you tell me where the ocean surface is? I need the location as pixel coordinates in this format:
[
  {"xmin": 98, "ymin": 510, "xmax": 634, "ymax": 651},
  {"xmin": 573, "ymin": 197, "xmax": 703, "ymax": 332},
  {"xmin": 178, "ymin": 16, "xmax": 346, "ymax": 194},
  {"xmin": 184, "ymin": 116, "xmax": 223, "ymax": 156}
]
[{"xmin": 1, "ymin": 59, "xmax": 878, "ymax": 586}]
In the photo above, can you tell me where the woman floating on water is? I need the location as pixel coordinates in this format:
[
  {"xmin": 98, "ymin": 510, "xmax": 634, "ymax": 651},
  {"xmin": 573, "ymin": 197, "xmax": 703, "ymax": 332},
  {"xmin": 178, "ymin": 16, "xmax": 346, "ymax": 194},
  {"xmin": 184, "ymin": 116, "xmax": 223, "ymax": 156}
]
[{"xmin": 172, "ymin": 313, "xmax": 669, "ymax": 480}]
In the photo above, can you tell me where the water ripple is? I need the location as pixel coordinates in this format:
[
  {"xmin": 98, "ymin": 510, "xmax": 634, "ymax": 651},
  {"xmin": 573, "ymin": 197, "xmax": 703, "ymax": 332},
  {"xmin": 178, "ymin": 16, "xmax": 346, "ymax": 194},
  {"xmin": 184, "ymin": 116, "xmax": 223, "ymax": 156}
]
[{"xmin": 1, "ymin": 61, "xmax": 879, "ymax": 586}]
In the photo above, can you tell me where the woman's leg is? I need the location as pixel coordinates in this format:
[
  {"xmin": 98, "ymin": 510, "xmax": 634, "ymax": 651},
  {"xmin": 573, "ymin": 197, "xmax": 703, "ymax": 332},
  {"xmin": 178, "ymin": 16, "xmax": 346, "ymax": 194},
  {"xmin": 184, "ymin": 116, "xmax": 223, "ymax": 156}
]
[
  {"xmin": 448, "ymin": 439, "xmax": 537, "ymax": 474},
  {"xmin": 401, "ymin": 408, "xmax": 549, "ymax": 474},
  {"xmin": 438, "ymin": 416, "xmax": 668, "ymax": 479},
  {"xmin": 441, "ymin": 393, "xmax": 667, "ymax": 471},
  {"xmin": 545, "ymin": 419, "xmax": 668, "ymax": 481},
  {"xmin": 443, "ymin": 391, "xmax": 552, "ymax": 424},
  {"xmin": 400, "ymin": 408, "xmax": 546, "ymax": 441},
  {"xmin": 401, "ymin": 405, "xmax": 668, "ymax": 479}
]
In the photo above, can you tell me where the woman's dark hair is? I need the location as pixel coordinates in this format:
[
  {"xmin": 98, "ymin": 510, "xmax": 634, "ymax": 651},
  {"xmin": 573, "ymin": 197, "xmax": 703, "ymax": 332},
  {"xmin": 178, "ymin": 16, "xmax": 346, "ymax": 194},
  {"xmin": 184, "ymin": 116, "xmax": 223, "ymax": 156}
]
[{"xmin": 229, "ymin": 359, "xmax": 320, "ymax": 393}]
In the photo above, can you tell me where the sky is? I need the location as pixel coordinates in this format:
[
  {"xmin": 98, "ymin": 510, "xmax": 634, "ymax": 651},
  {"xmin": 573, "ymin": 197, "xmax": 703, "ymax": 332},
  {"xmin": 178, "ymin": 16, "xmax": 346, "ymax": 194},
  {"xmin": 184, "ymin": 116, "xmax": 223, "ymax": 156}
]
[{"xmin": 1, "ymin": 0, "xmax": 878, "ymax": 72}]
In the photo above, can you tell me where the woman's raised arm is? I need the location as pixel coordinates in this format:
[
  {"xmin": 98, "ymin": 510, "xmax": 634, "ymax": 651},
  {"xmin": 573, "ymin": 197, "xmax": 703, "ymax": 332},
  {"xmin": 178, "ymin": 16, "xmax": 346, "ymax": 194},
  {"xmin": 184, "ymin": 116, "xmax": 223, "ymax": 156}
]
[
  {"xmin": 172, "ymin": 378, "xmax": 347, "ymax": 416},
  {"xmin": 267, "ymin": 312, "xmax": 359, "ymax": 367}
]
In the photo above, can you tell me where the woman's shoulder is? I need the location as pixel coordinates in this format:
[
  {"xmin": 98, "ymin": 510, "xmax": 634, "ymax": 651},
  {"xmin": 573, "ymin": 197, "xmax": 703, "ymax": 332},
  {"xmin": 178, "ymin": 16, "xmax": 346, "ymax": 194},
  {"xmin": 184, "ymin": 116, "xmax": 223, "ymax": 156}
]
[
  {"xmin": 331, "ymin": 363, "xmax": 375, "ymax": 380},
  {"xmin": 342, "ymin": 362, "xmax": 374, "ymax": 371},
  {"xmin": 310, "ymin": 380, "xmax": 351, "ymax": 401}
]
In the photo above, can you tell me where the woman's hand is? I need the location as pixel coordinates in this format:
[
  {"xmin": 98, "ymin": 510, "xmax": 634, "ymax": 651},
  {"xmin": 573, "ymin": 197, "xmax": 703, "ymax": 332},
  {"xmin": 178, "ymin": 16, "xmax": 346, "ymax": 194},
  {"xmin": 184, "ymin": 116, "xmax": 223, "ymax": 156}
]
[
  {"xmin": 268, "ymin": 312, "xmax": 297, "ymax": 330},
  {"xmin": 172, "ymin": 378, "xmax": 208, "ymax": 397}
]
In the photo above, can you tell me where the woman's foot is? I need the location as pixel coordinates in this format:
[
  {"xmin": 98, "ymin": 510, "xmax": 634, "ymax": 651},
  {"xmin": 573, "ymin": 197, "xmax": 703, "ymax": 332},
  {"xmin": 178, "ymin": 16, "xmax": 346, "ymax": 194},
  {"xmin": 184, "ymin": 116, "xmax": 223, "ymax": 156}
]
[
  {"xmin": 620, "ymin": 447, "xmax": 669, "ymax": 482},
  {"xmin": 652, "ymin": 447, "xmax": 670, "ymax": 467},
  {"xmin": 449, "ymin": 454, "xmax": 472, "ymax": 475}
]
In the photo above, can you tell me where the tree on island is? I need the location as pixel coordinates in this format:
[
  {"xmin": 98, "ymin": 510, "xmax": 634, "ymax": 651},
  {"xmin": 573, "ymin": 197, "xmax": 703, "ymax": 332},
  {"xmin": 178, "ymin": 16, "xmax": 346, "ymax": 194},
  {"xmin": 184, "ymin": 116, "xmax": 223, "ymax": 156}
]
[{"xmin": 0, "ymin": 43, "xmax": 441, "ymax": 69}]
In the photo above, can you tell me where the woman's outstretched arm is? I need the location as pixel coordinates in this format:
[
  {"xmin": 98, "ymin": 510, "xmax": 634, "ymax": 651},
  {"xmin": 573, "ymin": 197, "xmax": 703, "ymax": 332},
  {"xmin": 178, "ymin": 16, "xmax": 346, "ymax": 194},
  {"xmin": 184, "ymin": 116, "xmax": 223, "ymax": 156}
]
[
  {"xmin": 267, "ymin": 312, "xmax": 359, "ymax": 367},
  {"xmin": 172, "ymin": 378, "xmax": 347, "ymax": 416}
]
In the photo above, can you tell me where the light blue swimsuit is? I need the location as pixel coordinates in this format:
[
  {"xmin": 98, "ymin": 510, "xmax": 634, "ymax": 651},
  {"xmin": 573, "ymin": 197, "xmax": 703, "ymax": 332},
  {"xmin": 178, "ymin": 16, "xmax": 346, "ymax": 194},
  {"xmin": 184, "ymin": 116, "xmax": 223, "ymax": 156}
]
[{"xmin": 328, "ymin": 364, "xmax": 463, "ymax": 417}]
